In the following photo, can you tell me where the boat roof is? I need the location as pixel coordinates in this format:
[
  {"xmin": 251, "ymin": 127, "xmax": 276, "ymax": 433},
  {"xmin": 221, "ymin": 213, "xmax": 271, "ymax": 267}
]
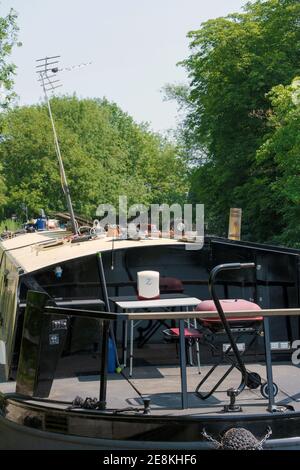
[{"xmin": 0, "ymin": 232, "xmax": 188, "ymax": 275}]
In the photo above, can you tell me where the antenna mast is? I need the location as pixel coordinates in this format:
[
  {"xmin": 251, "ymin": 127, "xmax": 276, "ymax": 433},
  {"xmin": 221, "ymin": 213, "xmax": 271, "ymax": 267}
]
[{"xmin": 36, "ymin": 55, "xmax": 78, "ymax": 235}]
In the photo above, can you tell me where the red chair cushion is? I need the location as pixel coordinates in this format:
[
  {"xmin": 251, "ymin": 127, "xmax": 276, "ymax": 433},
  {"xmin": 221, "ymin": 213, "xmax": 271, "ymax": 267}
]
[
  {"xmin": 195, "ymin": 299, "xmax": 262, "ymax": 323},
  {"xmin": 169, "ymin": 327, "xmax": 202, "ymax": 338}
]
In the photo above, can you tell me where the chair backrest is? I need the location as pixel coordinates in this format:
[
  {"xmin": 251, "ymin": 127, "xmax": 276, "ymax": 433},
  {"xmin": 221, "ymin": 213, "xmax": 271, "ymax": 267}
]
[{"xmin": 159, "ymin": 277, "xmax": 184, "ymax": 294}]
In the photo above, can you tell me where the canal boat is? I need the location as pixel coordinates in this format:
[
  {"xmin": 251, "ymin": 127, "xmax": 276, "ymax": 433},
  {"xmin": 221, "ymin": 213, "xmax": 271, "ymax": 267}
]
[{"xmin": 1, "ymin": 231, "xmax": 300, "ymax": 449}]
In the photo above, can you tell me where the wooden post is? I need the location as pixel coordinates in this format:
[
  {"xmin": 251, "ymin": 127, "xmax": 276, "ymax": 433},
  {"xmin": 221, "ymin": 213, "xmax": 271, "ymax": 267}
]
[{"xmin": 228, "ymin": 208, "xmax": 242, "ymax": 241}]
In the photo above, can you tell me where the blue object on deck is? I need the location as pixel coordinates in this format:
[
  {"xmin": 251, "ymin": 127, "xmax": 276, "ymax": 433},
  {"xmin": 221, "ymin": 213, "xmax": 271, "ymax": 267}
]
[
  {"xmin": 108, "ymin": 337, "xmax": 116, "ymax": 373},
  {"xmin": 36, "ymin": 218, "xmax": 46, "ymax": 231}
]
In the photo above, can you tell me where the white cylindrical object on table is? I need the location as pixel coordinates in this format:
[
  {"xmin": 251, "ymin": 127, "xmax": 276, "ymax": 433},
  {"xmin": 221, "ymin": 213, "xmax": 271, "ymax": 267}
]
[{"xmin": 137, "ymin": 271, "xmax": 160, "ymax": 300}]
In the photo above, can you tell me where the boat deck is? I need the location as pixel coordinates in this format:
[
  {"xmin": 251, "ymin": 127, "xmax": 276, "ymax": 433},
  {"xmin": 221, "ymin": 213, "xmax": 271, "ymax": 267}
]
[
  {"xmin": 52, "ymin": 363, "xmax": 300, "ymax": 416},
  {"xmin": 2, "ymin": 352, "xmax": 300, "ymax": 417}
]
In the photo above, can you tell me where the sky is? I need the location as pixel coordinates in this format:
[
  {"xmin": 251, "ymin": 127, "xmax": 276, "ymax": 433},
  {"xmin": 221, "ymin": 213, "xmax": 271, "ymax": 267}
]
[{"xmin": 2, "ymin": 0, "xmax": 246, "ymax": 133}]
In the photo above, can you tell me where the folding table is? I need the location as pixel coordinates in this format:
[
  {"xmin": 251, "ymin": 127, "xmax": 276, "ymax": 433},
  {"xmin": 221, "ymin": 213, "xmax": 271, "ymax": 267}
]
[{"xmin": 111, "ymin": 296, "xmax": 201, "ymax": 376}]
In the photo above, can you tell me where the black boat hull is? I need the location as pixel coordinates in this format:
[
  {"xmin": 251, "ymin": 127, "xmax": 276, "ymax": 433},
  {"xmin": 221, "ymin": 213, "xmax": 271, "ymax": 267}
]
[
  {"xmin": 1, "ymin": 413, "xmax": 300, "ymax": 450},
  {"xmin": 1, "ymin": 394, "xmax": 300, "ymax": 450}
]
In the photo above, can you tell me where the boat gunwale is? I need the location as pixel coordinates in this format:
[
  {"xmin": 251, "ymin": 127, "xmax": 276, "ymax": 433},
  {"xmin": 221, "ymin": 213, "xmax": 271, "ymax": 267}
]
[{"xmin": 1, "ymin": 392, "xmax": 299, "ymax": 424}]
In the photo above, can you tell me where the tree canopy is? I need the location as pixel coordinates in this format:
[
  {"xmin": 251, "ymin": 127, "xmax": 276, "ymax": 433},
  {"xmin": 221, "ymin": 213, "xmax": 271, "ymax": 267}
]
[
  {"xmin": 0, "ymin": 8, "xmax": 18, "ymax": 109},
  {"xmin": 0, "ymin": 96, "xmax": 188, "ymax": 219},
  {"xmin": 169, "ymin": 0, "xmax": 300, "ymax": 243},
  {"xmin": 2, "ymin": 0, "xmax": 300, "ymax": 247},
  {"xmin": 255, "ymin": 79, "xmax": 300, "ymax": 247},
  {"xmin": 0, "ymin": 7, "xmax": 19, "ymax": 208}
]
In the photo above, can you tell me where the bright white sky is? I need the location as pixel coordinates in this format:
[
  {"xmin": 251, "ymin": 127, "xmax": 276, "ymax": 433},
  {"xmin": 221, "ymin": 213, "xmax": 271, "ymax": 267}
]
[{"xmin": 2, "ymin": 0, "xmax": 246, "ymax": 133}]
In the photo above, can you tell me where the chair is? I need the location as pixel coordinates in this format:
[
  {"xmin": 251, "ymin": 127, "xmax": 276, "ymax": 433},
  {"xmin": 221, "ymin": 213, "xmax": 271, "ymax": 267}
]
[
  {"xmin": 163, "ymin": 325, "xmax": 202, "ymax": 373},
  {"xmin": 194, "ymin": 299, "xmax": 263, "ymax": 399},
  {"xmin": 159, "ymin": 277, "xmax": 184, "ymax": 294}
]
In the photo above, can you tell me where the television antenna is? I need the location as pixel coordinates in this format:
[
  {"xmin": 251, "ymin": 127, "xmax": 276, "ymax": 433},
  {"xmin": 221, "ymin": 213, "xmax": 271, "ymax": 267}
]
[{"xmin": 36, "ymin": 55, "xmax": 91, "ymax": 234}]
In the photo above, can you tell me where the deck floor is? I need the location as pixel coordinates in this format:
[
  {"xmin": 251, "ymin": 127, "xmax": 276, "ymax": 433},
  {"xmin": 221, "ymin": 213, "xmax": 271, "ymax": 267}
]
[
  {"xmin": 54, "ymin": 363, "xmax": 300, "ymax": 415},
  {"xmin": 2, "ymin": 360, "xmax": 300, "ymax": 416}
]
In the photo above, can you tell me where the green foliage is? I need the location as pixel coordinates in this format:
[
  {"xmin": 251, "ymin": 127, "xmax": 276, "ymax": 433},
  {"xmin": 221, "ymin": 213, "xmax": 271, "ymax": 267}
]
[
  {"xmin": 0, "ymin": 96, "xmax": 188, "ymax": 219},
  {"xmin": 0, "ymin": 8, "xmax": 19, "ymax": 109},
  {"xmin": 0, "ymin": 7, "xmax": 19, "ymax": 210},
  {"xmin": 255, "ymin": 81, "xmax": 300, "ymax": 247},
  {"xmin": 169, "ymin": 0, "xmax": 300, "ymax": 242},
  {"xmin": 0, "ymin": 218, "xmax": 20, "ymax": 233}
]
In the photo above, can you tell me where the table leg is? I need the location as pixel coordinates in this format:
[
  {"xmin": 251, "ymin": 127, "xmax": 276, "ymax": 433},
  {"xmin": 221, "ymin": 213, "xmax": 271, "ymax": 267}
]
[{"xmin": 179, "ymin": 319, "xmax": 188, "ymax": 409}]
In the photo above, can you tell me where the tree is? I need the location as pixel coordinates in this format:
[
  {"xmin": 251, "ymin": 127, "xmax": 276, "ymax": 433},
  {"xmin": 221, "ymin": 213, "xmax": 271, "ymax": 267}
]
[
  {"xmin": 0, "ymin": 8, "xmax": 19, "ymax": 109},
  {"xmin": 255, "ymin": 79, "xmax": 300, "ymax": 247},
  {"xmin": 0, "ymin": 96, "xmax": 188, "ymax": 218},
  {"xmin": 0, "ymin": 7, "xmax": 19, "ymax": 210},
  {"xmin": 168, "ymin": 0, "xmax": 300, "ymax": 240}
]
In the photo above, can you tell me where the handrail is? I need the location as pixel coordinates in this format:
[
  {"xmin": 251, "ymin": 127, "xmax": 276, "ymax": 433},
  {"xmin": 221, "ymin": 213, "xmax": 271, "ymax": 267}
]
[
  {"xmin": 44, "ymin": 304, "xmax": 300, "ymax": 321},
  {"xmin": 123, "ymin": 308, "xmax": 300, "ymax": 320},
  {"xmin": 44, "ymin": 305, "xmax": 126, "ymax": 321}
]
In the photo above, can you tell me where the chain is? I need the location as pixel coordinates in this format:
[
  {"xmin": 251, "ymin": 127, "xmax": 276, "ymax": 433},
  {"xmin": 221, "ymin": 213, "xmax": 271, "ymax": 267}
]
[
  {"xmin": 256, "ymin": 426, "xmax": 273, "ymax": 450},
  {"xmin": 201, "ymin": 429, "xmax": 221, "ymax": 448}
]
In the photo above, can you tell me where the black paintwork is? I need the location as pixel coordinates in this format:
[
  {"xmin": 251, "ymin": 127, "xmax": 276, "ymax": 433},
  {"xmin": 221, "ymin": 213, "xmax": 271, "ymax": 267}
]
[
  {"xmin": 5, "ymin": 235, "xmax": 300, "ymax": 446},
  {"xmin": 16, "ymin": 291, "xmax": 70, "ymax": 397},
  {"xmin": 11, "ymin": 236, "xmax": 300, "ymax": 382},
  {"xmin": 1, "ymin": 393, "xmax": 300, "ymax": 444}
]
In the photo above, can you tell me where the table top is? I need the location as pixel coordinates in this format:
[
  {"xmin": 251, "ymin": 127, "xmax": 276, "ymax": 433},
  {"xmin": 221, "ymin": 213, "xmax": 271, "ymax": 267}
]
[
  {"xmin": 113, "ymin": 296, "xmax": 201, "ymax": 310},
  {"xmin": 109, "ymin": 293, "xmax": 188, "ymax": 303}
]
